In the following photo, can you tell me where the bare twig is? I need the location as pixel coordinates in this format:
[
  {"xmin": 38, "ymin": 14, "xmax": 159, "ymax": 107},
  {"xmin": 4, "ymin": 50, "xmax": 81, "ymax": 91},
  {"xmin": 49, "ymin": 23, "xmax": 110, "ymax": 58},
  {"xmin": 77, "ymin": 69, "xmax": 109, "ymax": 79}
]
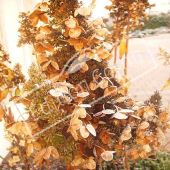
[
  {"xmin": 114, "ymin": 19, "xmax": 118, "ymax": 64},
  {"xmin": 0, "ymin": 155, "xmax": 4, "ymax": 160},
  {"xmin": 124, "ymin": 145, "xmax": 129, "ymax": 170},
  {"xmin": 112, "ymin": 160, "xmax": 118, "ymax": 170},
  {"xmin": 124, "ymin": 12, "xmax": 130, "ymax": 76}
]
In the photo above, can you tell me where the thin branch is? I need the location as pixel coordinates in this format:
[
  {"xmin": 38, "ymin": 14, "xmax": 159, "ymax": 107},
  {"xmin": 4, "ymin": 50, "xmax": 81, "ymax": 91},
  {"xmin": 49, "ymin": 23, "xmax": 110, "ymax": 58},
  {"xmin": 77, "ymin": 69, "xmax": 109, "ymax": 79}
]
[
  {"xmin": 58, "ymin": 39, "xmax": 68, "ymax": 42},
  {"xmin": 114, "ymin": 19, "xmax": 118, "ymax": 64},
  {"xmin": 0, "ymin": 155, "xmax": 4, "ymax": 160},
  {"xmin": 124, "ymin": 145, "xmax": 129, "ymax": 170},
  {"xmin": 124, "ymin": 12, "xmax": 130, "ymax": 76},
  {"xmin": 112, "ymin": 160, "xmax": 118, "ymax": 170}
]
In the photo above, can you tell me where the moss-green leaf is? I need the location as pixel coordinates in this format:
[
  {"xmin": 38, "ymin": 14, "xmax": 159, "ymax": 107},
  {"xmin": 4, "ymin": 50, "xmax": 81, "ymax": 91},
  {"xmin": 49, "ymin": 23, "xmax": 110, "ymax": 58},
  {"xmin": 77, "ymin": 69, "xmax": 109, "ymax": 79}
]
[
  {"xmin": 55, "ymin": 134, "xmax": 64, "ymax": 144},
  {"xmin": 15, "ymin": 88, "xmax": 20, "ymax": 96}
]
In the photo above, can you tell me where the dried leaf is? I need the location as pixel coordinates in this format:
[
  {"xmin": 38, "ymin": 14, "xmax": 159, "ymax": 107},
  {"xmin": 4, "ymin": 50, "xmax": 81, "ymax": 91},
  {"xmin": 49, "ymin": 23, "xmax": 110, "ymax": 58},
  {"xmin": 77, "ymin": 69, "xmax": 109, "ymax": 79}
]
[
  {"xmin": 99, "ymin": 132, "xmax": 111, "ymax": 144},
  {"xmin": 10, "ymin": 122, "xmax": 23, "ymax": 135},
  {"xmin": 92, "ymin": 18, "xmax": 103, "ymax": 27},
  {"xmin": 35, "ymin": 33, "xmax": 47, "ymax": 40},
  {"xmin": 65, "ymin": 18, "xmax": 78, "ymax": 28},
  {"xmin": 37, "ymin": 54, "xmax": 48, "ymax": 65},
  {"xmin": 119, "ymin": 109, "xmax": 134, "ymax": 113},
  {"xmin": 96, "ymin": 28, "xmax": 108, "ymax": 38},
  {"xmin": 80, "ymin": 63, "xmax": 89, "ymax": 73},
  {"xmin": 70, "ymin": 116, "xmax": 82, "ymax": 130},
  {"xmin": 74, "ymin": 8, "xmax": 79, "ymax": 17},
  {"xmin": 35, "ymin": 2, "xmax": 49, "ymax": 11},
  {"xmin": 116, "ymin": 97, "xmax": 127, "ymax": 103},
  {"xmin": 120, "ymin": 133, "xmax": 132, "ymax": 142},
  {"xmin": 21, "ymin": 122, "xmax": 33, "ymax": 136},
  {"xmin": 68, "ymin": 38, "xmax": 87, "ymax": 51},
  {"xmin": 74, "ymin": 107, "xmax": 87, "ymax": 118},
  {"xmin": 102, "ymin": 109, "xmax": 115, "ymax": 115},
  {"xmin": 38, "ymin": 26, "xmax": 52, "ymax": 34},
  {"xmin": 131, "ymin": 115, "xmax": 141, "ymax": 120},
  {"xmin": 78, "ymin": 104, "xmax": 91, "ymax": 108},
  {"xmin": 29, "ymin": 10, "xmax": 48, "ymax": 26},
  {"xmin": 104, "ymin": 86, "xmax": 117, "ymax": 97},
  {"xmin": 99, "ymin": 78, "xmax": 108, "ymax": 89},
  {"xmin": 35, "ymin": 43, "xmax": 54, "ymax": 53},
  {"xmin": 80, "ymin": 126, "xmax": 90, "ymax": 138},
  {"xmin": 0, "ymin": 105, "xmax": 5, "ymax": 122},
  {"xmin": 29, "ymin": 10, "xmax": 43, "ymax": 20},
  {"xmin": 139, "ymin": 121, "xmax": 149, "ymax": 130},
  {"xmin": 69, "ymin": 26, "xmax": 83, "ymax": 38},
  {"xmin": 120, "ymin": 126, "xmax": 132, "ymax": 142},
  {"xmin": 86, "ymin": 124, "xmax": 96, "ymax": 136},
  {"xmin": 50, "ymin": 146, "xmax": 59, "ymax": 159},
  {"xmin": 32, "ymin": 17, "xmax": 39, "ymax": 27},
  {"xmin": 68, "ymin": 127, "xmax": 78, "ymax": 141},
  {"xmin": 98, "ymin": 49, "xmax": 110, "ymax": 60},
  {"xmin": 113, "ymin": 112, "xmax": 128, "ymax": 119},
  {"xmin": 77, "ymin": 91, "xmax": 89, "ymax": 98},
  {"xmin": 162, "ymin": 77, "xmax": 170, "ymax": 90},
  {"xmin": 0, "ymin": 89, "xmax": 9, "ymax": 102},
  {"xmin": 50, "ymin": 89, "xmax": 63, "ymax": 97},
  {"xmin": 78, "ymin": 6, "xmax": 91, "ymax": 16},
  {"xmin": 136, "ymin": 137, "xmax": 150, "ymax": 145},
  {"xmin": 143, "ymin": 145, "xmax": 151, "ymax": 153},
  {"xmin": 89, "ymin": 81, "xmax": 98, "ymax": 91},
  {"xmin": 82, "ymin": 157, "xmax": 96, "ymax": 169},
  {"xmin": 143, "ymin": 106, "xmax": 156, "ymax": 119},
  {"xmin": 127, "ymin": 148, "xmax": 140, "ymax": 159},
  {"xmin": 39, "ymin": 14, "xmax": 48, "ymax": 24},
  {"xmin": 43, "ymin": 146, "xmax": 51, "ymax": 160},
  {"xmin": 101, "ymin": 151, "xmax": 116, "ymax": 162},
  {"xmin": 18, "ymin": 98, "xmax": 31, "ymax": 107},
  {"xmin": 118, "ymin": 87, "xmax": 128, "ymax": 95},
  {"xmin": 34, "ymin": 148, "xmax": 46, "ymax": 163},
  {"xmin": 33, "ymin": 142, "xmax": 42, "ymax": 151},
  {"xmin": 26, "ymin": 143, "xmax": 34, "ymax": 156},
  {"xmin": 119, "ymin": 39, "xmax": 127, "ymax": 59},
  {"xmin": 7, "ymin": 68, "xmax": 14, "ymax": 81},
  {"xmin": 71, "ymin": 155, "xmax": 85, "ymax": 167},
  {"xmin": 51, "ymin": 61, "xmax": 59, "ymax": 70},
  {"xmin": 158, "ymin": 111, "xmax": 168, "ymax": 122},
  {"xmin": 122, "ymin": 126, "xmax": 131, "ymax": 134}
]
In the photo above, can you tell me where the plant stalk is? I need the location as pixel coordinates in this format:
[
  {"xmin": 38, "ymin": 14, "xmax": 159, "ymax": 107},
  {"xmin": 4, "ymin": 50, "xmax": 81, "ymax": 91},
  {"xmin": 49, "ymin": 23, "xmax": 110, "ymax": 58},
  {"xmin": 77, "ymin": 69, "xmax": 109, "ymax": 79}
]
[
  {"xmin": 124, "ymin": 145, "xmax": 130, "ymax": 170},
  {"xmin": 124, "ymin": 12, "xmax": 130, "ymax": 76},
  {"xmin": 114, "ymin": 19, "xmax": 118, "ymax": 64}
]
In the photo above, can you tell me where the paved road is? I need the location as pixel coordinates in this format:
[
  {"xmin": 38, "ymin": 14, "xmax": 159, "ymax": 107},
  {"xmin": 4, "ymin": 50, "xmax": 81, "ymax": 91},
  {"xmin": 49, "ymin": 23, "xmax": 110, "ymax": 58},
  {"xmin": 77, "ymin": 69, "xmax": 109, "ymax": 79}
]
[{"xmin": 117, "ymin": 33, "xmax": 170, "ymax": 109}]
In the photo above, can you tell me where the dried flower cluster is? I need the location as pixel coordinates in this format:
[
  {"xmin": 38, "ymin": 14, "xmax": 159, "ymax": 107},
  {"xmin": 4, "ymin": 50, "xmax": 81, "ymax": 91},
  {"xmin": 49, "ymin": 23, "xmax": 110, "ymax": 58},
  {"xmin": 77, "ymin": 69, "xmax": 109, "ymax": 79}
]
[
  {"xmin": 0, "ymin": 0, "xmax": 169, "ymax": 170},
  {"xmin": 106, "ymin": 0, "xmax": 155, "ymax": 74}
]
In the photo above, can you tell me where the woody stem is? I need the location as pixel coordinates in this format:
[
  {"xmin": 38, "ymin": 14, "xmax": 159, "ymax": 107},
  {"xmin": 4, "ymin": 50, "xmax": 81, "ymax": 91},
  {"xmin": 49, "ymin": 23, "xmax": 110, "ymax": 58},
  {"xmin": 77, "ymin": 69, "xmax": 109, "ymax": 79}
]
[
  {"xmin": 114, "ymin": 19, "xmax": 118, "ymax": 64},
  {"xmin": 124, "ymin": 11, "xmax": 130, "ymax": 76},
  {"xmin": 124, "ymin": 145, "xmax": 130, "ymax": 170}
]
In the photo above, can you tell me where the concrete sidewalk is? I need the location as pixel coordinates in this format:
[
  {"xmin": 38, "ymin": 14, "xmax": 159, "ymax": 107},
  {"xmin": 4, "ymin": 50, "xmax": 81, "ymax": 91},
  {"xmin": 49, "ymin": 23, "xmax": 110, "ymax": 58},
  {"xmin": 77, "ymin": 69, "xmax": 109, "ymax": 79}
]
[{"xmin": 117, "ymin": 33, "xmax": 170, "ymax": 109}]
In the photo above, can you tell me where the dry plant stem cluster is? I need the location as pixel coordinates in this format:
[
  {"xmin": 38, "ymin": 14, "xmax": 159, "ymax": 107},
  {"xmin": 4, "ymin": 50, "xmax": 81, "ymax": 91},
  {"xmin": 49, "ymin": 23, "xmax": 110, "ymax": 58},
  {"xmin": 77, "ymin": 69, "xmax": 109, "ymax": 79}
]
[
  {"xmin": 106, "ymin": 0, "xmax": 155, "ymax": 75},
  {"xmin": 158, "ymin": 48, "xmax": 170, "ymax": 90},
  {"xmin": 0, "ymin": 0, "xmax": 169, "ymax": 170}
]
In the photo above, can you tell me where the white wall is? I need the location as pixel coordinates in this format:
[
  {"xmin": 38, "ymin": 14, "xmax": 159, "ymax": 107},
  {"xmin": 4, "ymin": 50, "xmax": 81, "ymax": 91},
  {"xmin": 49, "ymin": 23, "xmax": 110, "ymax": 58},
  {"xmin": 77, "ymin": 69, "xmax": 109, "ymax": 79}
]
[
  {"xmin": 149, "ymin": 0, "xmax": 170, "ymax": 14},
  {"xmin": 0, "ymin": 0, "xmax": 36, "ymax": 76},
  {"xmin": 0, "ymin": 0, "xmax": 36, "ymax": 163}
]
